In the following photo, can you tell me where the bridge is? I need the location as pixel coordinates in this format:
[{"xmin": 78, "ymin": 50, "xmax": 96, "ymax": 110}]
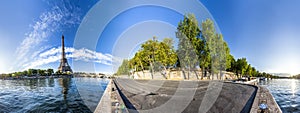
[{"xmin": 73, "ymin": 73, "xmax": 111, "ymax": 78}]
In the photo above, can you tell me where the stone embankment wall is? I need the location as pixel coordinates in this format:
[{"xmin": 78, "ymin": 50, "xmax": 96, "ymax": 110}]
[
  {"xmin": 95, "ymin": 79, "xmax": 129, "ymax": 113},
  {"xmin": 132, "ymin": 69, "xmax": 236, "ymax": 80}
]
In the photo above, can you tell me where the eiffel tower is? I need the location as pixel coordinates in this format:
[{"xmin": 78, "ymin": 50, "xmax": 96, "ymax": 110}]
[{"xmin": 58, "ymin": 35, "xmax": 73, "ymax": 74}]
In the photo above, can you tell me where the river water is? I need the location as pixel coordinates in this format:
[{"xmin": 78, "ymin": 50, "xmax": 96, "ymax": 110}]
[
  {"xmin": 259, "ymin": 79, "xmax": 300, "ymax": 113},
  {"xmin": 0, "ymin": 77, "xmax": 109, "ymax": 113}
]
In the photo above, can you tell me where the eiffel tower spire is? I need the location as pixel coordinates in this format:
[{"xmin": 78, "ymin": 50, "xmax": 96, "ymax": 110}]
[{"xmin": 58, "ymin": 35, "xmax": 73, "ymax": 74}]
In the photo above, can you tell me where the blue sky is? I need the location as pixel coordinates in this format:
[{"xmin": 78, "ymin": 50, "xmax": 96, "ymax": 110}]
[
  {"xmin": 201, "ymin": 0, "xmax": 300, "ymax": 75},
  {"xmin": 0, "ymin": 0, "xmax": 299, "ymax": 75}
]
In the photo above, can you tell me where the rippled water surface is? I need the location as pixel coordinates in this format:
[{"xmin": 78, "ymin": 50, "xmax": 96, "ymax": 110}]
[
  {"xmin": 0, "ymin": 77, "xmax": 108, "ymax": 113},
  {"xmin": 259, "ymin": 79, "xmax": 300, "ymax": 113}
]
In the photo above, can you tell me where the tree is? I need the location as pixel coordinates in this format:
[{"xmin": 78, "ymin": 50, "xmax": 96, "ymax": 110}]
[
  {"xmin": 140, "ymin": 37, "xmax": 159, "ymax": 79},
  {"xmin": 199, "ymin": 40, "xmax": 210, "ymax": 79},
  {"xmin": 202, "ymin": 19, "xmax": 229, "ymax": 80},
  {"xmin": 116, "ymin": 59, "xmax": 130, "ymax": 75},
  {"xmin": 245, "ymin": 64, "xmax": 252, "ymax": 76},
  {"xmin": 127, "ymin": 37, "xmax": 177, "ymax": 79},
  {"xmin": 47, "ymin": 69, "xmax": 54, "ymax": 76},
  {"xmin": 226, "ymin": 54, "xmax": 236, "ymax": 72},
  {"xmin": 156, "ymin": 38, "xmax": 178, "ymax": 79},
  {"xmin": 162, "ymin": 38, "xmax": 174, "ymax": 48},
  {"xmin": 28, "ymin": 69, "xmax": 38, "ymax": 76},
  {"xmin": 251, "ymin": 67, "xmax": 257, "ymax": 77},
  {"xmin": 177, "ymin": 13, "xmax": 201, "ymax": 79},
  {"xmin": 28, "ymin": 69, "xmax": 33, "ymax": 76},
  {"xmin": 262, "ymin": 72, "xmax": 267, "ymax": 77},
  {"xmin": 38, "ymin": 69, "xmax": 46, "ymax": 76},
  {"xmin": 224, "ymin": 42, "xmax": 232, "ymax": 70},
  {"xmin": 22, "ymin": 70, "xmax": 28, "ymax": 76},
  {"xmin": 235, "ymin": 58, "xmax": 248, "ymax": 78},
  {"xmin": 216, "ymin": 34, "xmax": 228, "ymax": 79}
]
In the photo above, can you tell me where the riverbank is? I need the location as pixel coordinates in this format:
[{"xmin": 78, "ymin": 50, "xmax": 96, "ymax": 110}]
[
  {"xmin": 95, "ymin": 79, "xmax": 129, "ymax": 113},
  {"xmin": 259, "ymin": 79, "xmax": 300, "ymax": 112},
  {"xmin": 250, "ymin": 86, "xmax": 282, "ymax": 113}
]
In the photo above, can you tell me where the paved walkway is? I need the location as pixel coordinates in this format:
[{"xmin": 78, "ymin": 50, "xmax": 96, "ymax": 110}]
[
  {"xmin": 95, "ymin": 78, "xmax": 281, "ymax": 113},
  {"xmin": 114, "ymin": 78, "xmax": 257, "ymax": 113},
  {"xmin": 94, "ymin": 80, "xmax": 112, "ymax": 113},
  {"xmin": 250, "ymin": 86, "xmax": 282, "ymax": 113}
]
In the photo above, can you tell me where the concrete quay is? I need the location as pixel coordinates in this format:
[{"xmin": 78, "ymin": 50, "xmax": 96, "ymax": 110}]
[
  {"xmin": 95, "ymin": 78, "xmax": 281, "ymax": 113},
  {"xmin": 113, "ymin": 78, "xmax": 256, "ymax": 113},
  {"xmin": 250, "ymin": 86, "xmax": 282, "ymax": 113},
  {"xmin": 94, "ymin": 79, "xmax": 129, "ymax": 113},
  {"xmin": 233, "ymin": 79, "xmax": 282, "ymax": 113}
]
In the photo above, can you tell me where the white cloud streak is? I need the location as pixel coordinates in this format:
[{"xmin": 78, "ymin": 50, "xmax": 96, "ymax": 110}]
[{"xmin": 22, "ymin": 47, "xmax": 114, "ymax": 70}]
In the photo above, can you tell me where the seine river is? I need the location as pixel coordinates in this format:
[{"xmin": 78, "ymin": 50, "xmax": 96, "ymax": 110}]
[
  {"xmin": 0, "ymin": 77, "xmax": 109, "ymax": 113},
  {"xmin": 259, "ymin": 79, "xmax": 300, "ymax": 113}
]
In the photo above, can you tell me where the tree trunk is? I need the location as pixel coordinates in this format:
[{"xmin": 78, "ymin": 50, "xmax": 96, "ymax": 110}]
[
  {"xmin": 139, "ymin": 60, "xmax": 145, "ymax": 78},
  {"xmin": 211, "ymin": 70, "xmax": 214, "ymax": 80},
  {"xmin": 150, "ymin": 62, "xmax": 154, "ymax": 79},
  {"xmin": 162, "ymin": 66, "xmax": 168, "ymax": 79},
  {"xmin": 194, "ymin": 69, "xmax": 199, "ymax": 80},
  {"xmin": 218, "ymin": 69, "xmax": 221, "ymax": 80},
  {"xmin": 204, "ymin": 68, "xmax": 208, "ymax": 79},
  {"xmin": 219, "ymin": 69, "xmax": 223, "ymax": 80},
  {"xmin": 201, "ymin": 67, "xmax": 204, "ymax": 80},
  {"xmin": 182, "ymin": 68, "xmax": 187, "ymax": 79},
  {"xmin": 188, "ymin": 67, "xmax": 190, "ymax": 80}
]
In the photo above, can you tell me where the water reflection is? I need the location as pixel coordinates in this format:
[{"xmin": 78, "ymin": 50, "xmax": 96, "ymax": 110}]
[
  {"xmin": 0, "ymin": 77, "xmax": 107, "ymax": 113},
  {"xmin": 59, "ymin": 78, "xmax": 70, "ymax": 100},
  {"xmin": 290, "ymin": 79, "xmax": 296, "ymax": 96},
  {"xmin": 49, "ymin": 78, "xmax": 54, "ymax": 87},
  {"xmin": 259, "ymin": 79, "xmax": 300, "ymax": 112}
]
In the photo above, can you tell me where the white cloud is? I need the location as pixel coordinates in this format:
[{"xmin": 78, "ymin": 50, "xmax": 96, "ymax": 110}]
[
  {"xmin": 21, "ymin": 47, "xmax": 114, "ymax": 71},
  {"xmin": 13, "ymin": 0, "xmax": 81, "ymax": 71}
]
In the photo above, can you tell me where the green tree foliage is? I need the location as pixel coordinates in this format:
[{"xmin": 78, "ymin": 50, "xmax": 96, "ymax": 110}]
[
  {"xmin": 157, "ymin": 38, "xmax": 178, "ymax": 69},
  {"xmin": 126, "ymin": 37, "xmax": 177, "ymax": 79},
  {"xmin": 139, "ymin": 37, "xmax": 159, "ymax": 79},
  {"xmin": 251, "ymin": 67, "xmax": 257, "ymax": 77},
  {"xmin": 201, "ymin": 19, "xmax": 216, "ymax": 77},
  {"xmin": 176, "ymin": 13, "xmax": 202, "ymax": 79},
  {"xmin": 28, "ymin": 69, "xmax": 38, "ymax": 76},
  {"xmin": 2, "ymin": 68, "xmax": 55, "ymax": 78},
  {"xmin": 131, "ymin": 51, "xmax": 147, "ymax": 71},
  {"xmin": 28, "ymin": 69, "xmax": 33, "ymax": 76},
  {"xmin": 245, "ymin": 64, "xmax": 252, "ymax": 76},
  {"xmin": 117, "ymin": 59, "xmax": 130, "ymax": 75},
  {"xmin": 224, "ymin": 42, "xmax": 232, "ymax": 70},
  {"xmin": 47, "ymin": 69, "xmax": 54, "ymax": 75},
  {"xmin": 235, "ymin": 58, "xmax": 248, "ymax": 78},
  {"xmin": 176, "ymin": 15, "xmax": 233, "ymax": 80},
  {"xmin": 38, "ymin": 69, "xmax": 46, "ymax": 76},
  {"xmin": 201, "ymin": 19, "xmax": 231, "ymax": 79},
  {"xmin": 226, "ymin": 54, "xmax": 236, "ymax": 72},
  {"xmin": 216, "ymin": 34, "xmax": 227, "ymax": 79}
]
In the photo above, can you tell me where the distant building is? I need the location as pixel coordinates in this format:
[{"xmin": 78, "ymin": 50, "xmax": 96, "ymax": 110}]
[{"xmin": 58, "ymin": 35, "xmax": 73, "ymax": 74}]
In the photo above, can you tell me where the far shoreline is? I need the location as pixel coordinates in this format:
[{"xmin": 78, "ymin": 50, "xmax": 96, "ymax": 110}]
[
  {"xmin": 0, "ymin": 74, "xmax": 73, "ymax": 80},
  {"xmin": 1, "ymin": 74, "xmax": 299, "ymax": 81},
  {"xmin": 0, "ymin": 74, "xmax": 112, "ymax": 80}
]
